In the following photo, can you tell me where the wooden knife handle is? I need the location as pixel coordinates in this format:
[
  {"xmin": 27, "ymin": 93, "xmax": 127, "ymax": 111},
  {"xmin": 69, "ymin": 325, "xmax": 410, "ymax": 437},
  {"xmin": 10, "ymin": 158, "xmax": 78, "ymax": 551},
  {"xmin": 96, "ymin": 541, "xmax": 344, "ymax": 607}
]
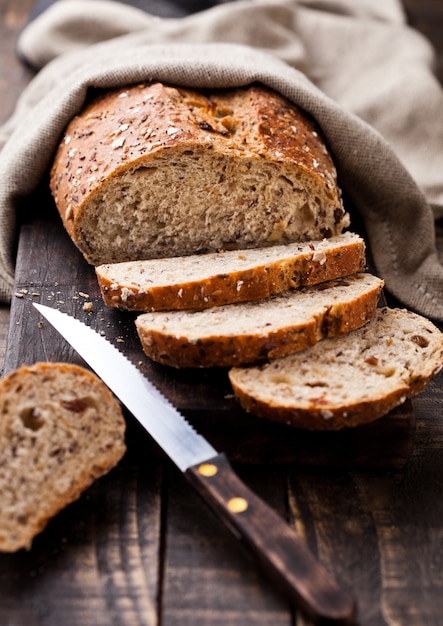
[{"xmin": 185, "ymin": 453, "xmax": 357, "ymax": 625}]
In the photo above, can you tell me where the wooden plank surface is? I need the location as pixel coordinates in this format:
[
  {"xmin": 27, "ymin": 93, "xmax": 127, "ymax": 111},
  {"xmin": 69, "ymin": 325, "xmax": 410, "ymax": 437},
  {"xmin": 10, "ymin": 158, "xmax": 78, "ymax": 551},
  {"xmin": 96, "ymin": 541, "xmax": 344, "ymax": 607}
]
[{"xmin": 1, "ymin": 2, "xmax": 443, "ymax": 626}]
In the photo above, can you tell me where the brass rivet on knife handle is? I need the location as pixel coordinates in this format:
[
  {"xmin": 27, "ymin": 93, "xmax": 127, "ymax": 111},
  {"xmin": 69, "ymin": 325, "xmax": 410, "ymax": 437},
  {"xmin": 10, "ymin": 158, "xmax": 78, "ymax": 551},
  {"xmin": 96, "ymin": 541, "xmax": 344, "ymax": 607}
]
[
  {"xmin": 198, "ymin": 463, "xmax": 218, "ymax": 477},
  {"xmin": 227, "ymin": 497, "xmax": 248, "ymax": 513}
]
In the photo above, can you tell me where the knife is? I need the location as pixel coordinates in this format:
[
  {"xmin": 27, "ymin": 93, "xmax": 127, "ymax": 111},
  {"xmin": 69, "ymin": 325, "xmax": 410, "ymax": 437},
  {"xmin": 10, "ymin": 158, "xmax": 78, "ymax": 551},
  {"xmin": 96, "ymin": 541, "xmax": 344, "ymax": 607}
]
[{"xmin": 33, "ymin": 302, "xmax": 356, "ymax": 625}]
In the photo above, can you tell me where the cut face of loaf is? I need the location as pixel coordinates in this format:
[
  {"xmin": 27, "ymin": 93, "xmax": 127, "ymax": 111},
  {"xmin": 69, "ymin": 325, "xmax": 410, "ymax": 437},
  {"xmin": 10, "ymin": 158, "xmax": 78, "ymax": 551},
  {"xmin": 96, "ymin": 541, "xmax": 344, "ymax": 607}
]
[
  {"xmin": 0, "ymin": 362, "xmax": 126, "ymax": 552},
  {"xmin": 96, "ymin": 232, "xmax": 365, "ymax": 312},
  {"xmin": 229, "ymin": 307, "xmax": 443, "ymax": 430},
  {"xmin": 50, "ymin": 82, "xmax": 348, "ymax": 265},
  {"xmin": 135, "ymin": 273, "xmax": 383, "ymax": 368}
]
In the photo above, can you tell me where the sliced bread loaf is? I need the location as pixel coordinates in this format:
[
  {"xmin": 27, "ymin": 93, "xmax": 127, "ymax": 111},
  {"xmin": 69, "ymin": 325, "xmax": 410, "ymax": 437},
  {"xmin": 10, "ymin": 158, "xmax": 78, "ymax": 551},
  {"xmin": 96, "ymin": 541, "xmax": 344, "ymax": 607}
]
[
  {"xmin": 229, "ymin": 307, "xmax": 443, "ymax": 430},
  {"xmin": 96, "ymin": 232, "xmax": 365, "ymax": 312},
  {"xmin": 0, "ymin": 362, "xmax": 126, "ymax": 552},
  {"xmin": 50, "ymin": 82, "xmax": 348, "ymax": 265},
  {"xmin": 135, "ymin": 273, "xmax": 383, "ymax": 368}
]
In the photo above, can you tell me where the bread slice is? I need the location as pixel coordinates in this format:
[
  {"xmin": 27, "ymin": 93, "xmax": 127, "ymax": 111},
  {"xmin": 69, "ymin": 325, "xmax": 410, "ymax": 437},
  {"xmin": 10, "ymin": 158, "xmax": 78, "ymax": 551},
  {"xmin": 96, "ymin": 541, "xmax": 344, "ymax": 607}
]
[
  {"xmin": 0, "ymin": 362, "xmax": 126, "ymax": 552},
  {"xmin": 50, "ymin": 82, "xmax": 349, "ymax": 266},
  {"xmin": 229, "ymin": 307, "xmax": 443, "ymax": 430},
  {"xmin": 135, "ymin": 273, "xmax": 383, "ymax": 368},
  {"xmin": 96, "ymin": 232, "xmax": 365, "ymax": 312}
]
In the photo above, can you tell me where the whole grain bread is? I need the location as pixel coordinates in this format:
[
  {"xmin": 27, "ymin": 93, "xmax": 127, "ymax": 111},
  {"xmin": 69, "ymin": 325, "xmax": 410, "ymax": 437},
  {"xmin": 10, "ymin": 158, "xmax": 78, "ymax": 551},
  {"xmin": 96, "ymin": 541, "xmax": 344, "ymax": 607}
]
[
  {"xmin": 50, "ymin": 82, "xmax": 348, "ymax": 266},
  {"xmin": 135, "ymin": 273, "xmax": 383, "ymax": 368},
  {"xmin": 96, "ymin": 232, "xmax": 365, "ymax": 312},
  {"xmin": 229, "ymin": 307, "xmax": 443, "ymax": 430},
  {"xmin": 0, "ymin": 362, "xmax": 126, "ymax": 552}
]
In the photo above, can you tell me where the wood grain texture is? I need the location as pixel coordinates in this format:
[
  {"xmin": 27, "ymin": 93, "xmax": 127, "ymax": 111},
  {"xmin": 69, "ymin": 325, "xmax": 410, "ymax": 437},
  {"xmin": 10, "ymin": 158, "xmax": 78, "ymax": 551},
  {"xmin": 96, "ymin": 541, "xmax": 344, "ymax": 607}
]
[{"xmin": 285, "ymin": 390, "xmax": 443, "ymax": 626}]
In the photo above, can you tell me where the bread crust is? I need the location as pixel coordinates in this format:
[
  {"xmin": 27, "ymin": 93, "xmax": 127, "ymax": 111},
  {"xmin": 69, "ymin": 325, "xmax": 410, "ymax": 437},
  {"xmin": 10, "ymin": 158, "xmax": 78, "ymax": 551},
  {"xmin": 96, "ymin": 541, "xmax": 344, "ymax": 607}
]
[
  {"xmin": 97, "ymin": 233, "xmax": 366, "ymax": 312},
  {"xmin": 0, "ymin": 362, "xmax": 126, "ymax": 552},
  {"xmin": 135, "ymin": 274, "xmax": 383, "ymax": 368},
  {"xmin": 228, "ymin": 307, "xmax": 443, "ymax": 430},
  {"xmin": 229, "ymin": 382, "xmax": 425, "ymax": 431},
  {"xmin": 50, "ymin": 82, "xmax": 348, "ymax": 265}
]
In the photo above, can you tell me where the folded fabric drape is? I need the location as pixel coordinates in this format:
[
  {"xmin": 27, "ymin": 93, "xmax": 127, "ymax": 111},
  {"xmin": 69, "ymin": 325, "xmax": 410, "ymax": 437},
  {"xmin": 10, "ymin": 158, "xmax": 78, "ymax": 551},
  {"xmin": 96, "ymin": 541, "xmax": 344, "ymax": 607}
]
[{"xmin": 0, "ymin": 0, "xmax": 442, "ymax": 320}]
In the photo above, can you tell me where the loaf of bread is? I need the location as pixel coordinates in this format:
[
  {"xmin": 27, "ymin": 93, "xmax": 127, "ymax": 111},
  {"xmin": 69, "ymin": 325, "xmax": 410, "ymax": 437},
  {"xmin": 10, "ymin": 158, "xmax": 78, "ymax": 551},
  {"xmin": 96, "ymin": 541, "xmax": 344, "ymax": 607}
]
[
  {"xmin": 135, "ymin": 273, "xmax": 383, "ymax": 368},
  {"xmin": 50, "ymin": 82, "xmax": 349, "ymax": 266},
  {"xmin": 229, "ymin": 307, "xmax": 443, "ymax": 430},
  {"xmin": 0, "ymin": 362, "xmax": 126, "ymax": 552},
  {"xmin": 96, "ymin": 232, "xmax": 365, "ymax": 312}
]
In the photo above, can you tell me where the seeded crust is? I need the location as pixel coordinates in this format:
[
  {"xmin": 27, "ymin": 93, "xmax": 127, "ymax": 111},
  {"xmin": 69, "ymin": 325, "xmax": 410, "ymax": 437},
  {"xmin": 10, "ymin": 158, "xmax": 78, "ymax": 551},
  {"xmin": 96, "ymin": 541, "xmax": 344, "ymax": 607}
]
[
  {"xmin": 96, "ymin": 232, "xmax": 365, "ymax": 312},
  {"xmin": 135, "ymin": 273, "xmax": 383, "ymax": 368},
  {"xmin": 50, "ymin": 82, "xmax": 348, "ymax": 266},
  {"xmin": 229, "ymin": 308, "xmax": 443, "ymax": 430},
  {"xmin": 0, "ymin": 362, "xmax": 126, "ymax": 552}
]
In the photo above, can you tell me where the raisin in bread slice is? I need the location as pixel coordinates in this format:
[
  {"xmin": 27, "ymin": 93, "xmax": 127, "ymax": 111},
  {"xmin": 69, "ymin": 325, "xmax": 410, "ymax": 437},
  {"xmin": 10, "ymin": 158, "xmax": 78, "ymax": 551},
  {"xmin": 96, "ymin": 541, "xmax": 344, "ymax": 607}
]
[
  {"xmin": 229, "ymin": 307, "xmax": 443, "ymax": 431},
  {"xmin": 135, "ymin": 273, "xmax": 383, "ymax": 368},
  {"xmin": 0, "ymin": 362, "xmax": 126, "ymax": 552},
  {"xmin": 96, "ymin": 232, "xmax": 365, "ymax": 312},
  {"xmin": 50, "ymin": 83, "xmax": 348, "ymax": 266}
]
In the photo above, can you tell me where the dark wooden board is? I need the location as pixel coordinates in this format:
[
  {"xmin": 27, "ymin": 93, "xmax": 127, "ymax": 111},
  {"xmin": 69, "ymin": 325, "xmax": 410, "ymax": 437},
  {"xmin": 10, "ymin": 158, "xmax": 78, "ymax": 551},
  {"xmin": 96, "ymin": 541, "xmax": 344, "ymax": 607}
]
[
  {"xmin": 0, "ymin": 199, "xmax": 419, "ymax": 625},
  {"xmin": 0, "ymin": 197, "xmax": 422, "ymax": 626}
]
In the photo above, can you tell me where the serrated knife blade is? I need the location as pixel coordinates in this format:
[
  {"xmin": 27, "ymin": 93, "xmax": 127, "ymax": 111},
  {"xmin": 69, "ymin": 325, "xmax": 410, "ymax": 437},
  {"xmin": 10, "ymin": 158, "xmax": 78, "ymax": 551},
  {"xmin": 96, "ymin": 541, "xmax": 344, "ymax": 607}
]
[
  {"xmin": 33, "ymin": 302, "xmax": 356, "ymax": 626},
  {"xmin": 34, "ymin": 302, "xmax": 215, "ymax": 472}
]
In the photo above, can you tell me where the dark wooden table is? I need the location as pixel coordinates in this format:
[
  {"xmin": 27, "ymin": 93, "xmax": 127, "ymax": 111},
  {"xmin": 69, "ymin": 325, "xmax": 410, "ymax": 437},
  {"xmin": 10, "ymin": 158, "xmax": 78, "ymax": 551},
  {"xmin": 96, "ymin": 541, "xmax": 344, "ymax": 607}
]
[{"xmin": 1, "ymin": 1, "xmax": 443, "ymax": 625}]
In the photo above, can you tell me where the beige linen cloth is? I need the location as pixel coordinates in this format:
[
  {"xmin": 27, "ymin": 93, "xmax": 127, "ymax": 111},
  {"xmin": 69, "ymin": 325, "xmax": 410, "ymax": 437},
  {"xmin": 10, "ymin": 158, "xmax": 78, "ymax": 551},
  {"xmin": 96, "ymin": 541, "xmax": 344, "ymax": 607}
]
[{"xmin": 1, "ymin": 0, "xmax": 443, "ymax": 320}]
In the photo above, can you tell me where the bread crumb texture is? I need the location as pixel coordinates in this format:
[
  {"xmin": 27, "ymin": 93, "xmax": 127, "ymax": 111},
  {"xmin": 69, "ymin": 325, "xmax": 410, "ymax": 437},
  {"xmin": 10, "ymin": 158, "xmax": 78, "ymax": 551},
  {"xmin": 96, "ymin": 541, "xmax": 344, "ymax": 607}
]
[
  {"xmin": 96, "ymin": 232, "xmax": 366, "ymax": 312},
  {"xmin": 135, "ymin": 273, "xmax": 383, "ymax": 368},
  {"xmin": 0, "ymin": 362, "xmax": 126, "ymax": 552},
  {"xmin": 50, "ymin": 82, "xmax": 348, "ymax": 265},
  {"xmin": 229, "ymin": 308, "xmax": 443, "ymax": 430}
]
